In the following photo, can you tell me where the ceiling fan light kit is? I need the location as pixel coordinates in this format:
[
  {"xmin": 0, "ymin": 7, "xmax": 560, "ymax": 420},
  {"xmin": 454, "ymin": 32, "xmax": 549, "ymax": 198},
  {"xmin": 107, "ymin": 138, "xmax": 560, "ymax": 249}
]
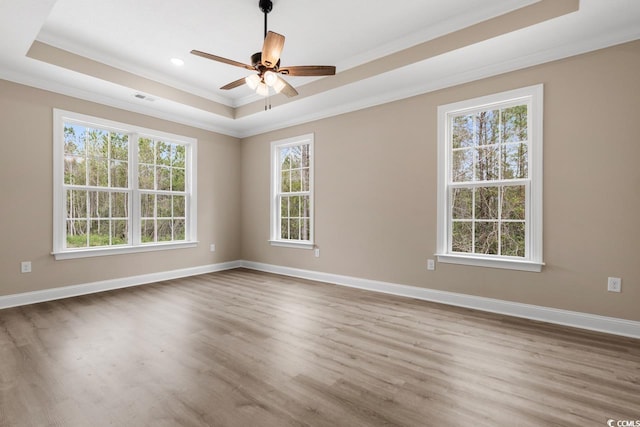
[{"xmin": 191, "ymin": 0, "xmax": 336, "ymax": 104}]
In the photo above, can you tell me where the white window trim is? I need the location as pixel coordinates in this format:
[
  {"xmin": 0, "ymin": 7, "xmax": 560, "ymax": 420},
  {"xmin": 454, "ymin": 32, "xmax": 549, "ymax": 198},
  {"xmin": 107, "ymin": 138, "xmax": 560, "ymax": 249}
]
[
  {"xmin": 435, "ymin": 85, "xmax": 543, "ymax": 272},
  {"xmin": 52, "ymin": 109, "xmax": 198, "ymax": 260},
  {"xmin": 269, "ymin": 133, "xmax": 314, "ymax": 249}
]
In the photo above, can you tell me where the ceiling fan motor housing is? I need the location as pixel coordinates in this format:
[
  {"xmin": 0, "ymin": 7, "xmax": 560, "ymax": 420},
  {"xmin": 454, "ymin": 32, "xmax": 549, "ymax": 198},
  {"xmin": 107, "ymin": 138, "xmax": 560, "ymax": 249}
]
[{"xmin": 251, "ymin": 52, "xmax": 280, "ymax": 72}]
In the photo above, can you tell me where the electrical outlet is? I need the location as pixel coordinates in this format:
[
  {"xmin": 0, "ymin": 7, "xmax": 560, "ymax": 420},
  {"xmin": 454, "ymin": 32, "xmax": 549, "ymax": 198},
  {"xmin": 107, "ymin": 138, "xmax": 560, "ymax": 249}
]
[
  {"xmin": 210, "ymin": 244, "xmax": 216, "ymax": 252},
  {"xmin": 314, "ymin": 248, "xmax": 320, "ymax": 258},
  {"xmin": 21, "ymin": 261, "xmax": 32, "ymax": 273},
  {"xmin": 607, "ymin": 277, "xmax": 621, "ymax": 292},
  {"xmin": 427, "ymin": 259, "xmax": 435, "ymax": 270}
]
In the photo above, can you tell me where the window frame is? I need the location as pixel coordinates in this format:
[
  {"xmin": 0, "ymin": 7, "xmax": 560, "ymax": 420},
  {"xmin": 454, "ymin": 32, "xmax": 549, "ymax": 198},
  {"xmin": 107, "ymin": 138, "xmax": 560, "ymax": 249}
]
[
  {"xmin": 269, "ymin": 133, "xmax": 315, "ymax": 249},
  {"xmin": 52, "ymin": 109, "xmax": 197, "ymax": 260},
  {"xmin": 436, "ymin": 85, "xmax": 543, "ymax": 272}
]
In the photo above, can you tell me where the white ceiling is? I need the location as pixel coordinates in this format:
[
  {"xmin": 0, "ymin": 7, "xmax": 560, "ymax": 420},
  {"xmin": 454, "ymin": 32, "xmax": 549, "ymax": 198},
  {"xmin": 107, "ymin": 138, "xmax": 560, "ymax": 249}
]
[{"xmin": 1, "ymin": 0, "xmax": 639, "ymax": 137}]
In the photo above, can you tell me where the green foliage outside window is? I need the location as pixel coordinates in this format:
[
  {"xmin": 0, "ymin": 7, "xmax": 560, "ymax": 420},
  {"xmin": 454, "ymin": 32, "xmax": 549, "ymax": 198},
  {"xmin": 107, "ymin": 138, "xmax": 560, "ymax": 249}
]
[{"xmin": 450, "ymin": 105, "xmax": 528, "ymax": 257}]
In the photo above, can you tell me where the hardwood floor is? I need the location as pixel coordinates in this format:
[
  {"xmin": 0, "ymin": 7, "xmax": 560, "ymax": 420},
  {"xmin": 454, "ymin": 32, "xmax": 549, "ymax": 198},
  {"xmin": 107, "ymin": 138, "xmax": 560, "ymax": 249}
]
[{"xmin": 1, "ymin": 268, "xmax": 638, "ymax": 427}]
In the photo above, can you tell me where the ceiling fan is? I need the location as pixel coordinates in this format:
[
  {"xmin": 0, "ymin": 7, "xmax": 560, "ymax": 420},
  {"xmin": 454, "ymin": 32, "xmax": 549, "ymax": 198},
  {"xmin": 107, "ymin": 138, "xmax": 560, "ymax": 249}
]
[{"xmin": 190, "ymin": 0, "xmax": 336, "ymax": 99}]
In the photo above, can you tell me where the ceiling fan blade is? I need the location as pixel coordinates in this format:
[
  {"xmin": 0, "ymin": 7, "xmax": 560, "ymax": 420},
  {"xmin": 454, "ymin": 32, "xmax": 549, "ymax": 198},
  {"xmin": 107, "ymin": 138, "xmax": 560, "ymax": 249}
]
[
  {"xmin": 278, "ymin": 65, "xmax": 336, "ymax": 76},
  {"xmin": 277, "ymin": 76, "xmax": 298, "ymax": 98},
  {"xmin": 190, "ymin": 50, "xmax": 254, "ymax": 71},
  {"xmin": 220, "ymin": 77, "xmax": 248, "ymax": 90},
  {"xmin": 261, "ymin": 31, "xmax": 285, "ymax": 67}
]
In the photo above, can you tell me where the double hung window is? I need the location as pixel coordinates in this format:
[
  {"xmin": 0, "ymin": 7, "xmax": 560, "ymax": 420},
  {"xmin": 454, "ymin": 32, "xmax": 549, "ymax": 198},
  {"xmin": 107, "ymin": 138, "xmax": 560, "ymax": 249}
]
[
  {"xmin": 436, "ymin": 85, "xmax": 543, "ymax": 271},
  {"xmin": 53, "ymin": 109, "xmax": 197, "ymax": 259},
  {"xmin": 270, "ymin": 134, "xmax": 314, "ymax": 248}
]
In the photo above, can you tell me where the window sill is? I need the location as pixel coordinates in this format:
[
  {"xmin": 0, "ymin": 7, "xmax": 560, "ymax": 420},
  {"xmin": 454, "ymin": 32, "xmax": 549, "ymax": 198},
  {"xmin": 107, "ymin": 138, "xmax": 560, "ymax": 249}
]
[
  {"xmin": 53, "ymin": 241, "xmax": 199, "ymax": 260},
  {"xmin": 269, "ymin": 240, "xmax": 315, "ymax": 250},
  {"xmin": 435, "ymin": 253, "xmax": 544, "ymax": 272}
]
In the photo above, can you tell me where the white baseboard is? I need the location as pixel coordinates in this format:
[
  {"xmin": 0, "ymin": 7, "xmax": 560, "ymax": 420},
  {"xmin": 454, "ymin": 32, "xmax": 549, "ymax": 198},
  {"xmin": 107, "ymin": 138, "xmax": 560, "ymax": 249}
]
[
  {"xmin": 2, "ymin": 259, "xmax": 638, "ymax": 339},
  {"xmin": 0, "ymin": 261, "xmax": 242, "ymax": 310},
  {"xmin": 239, "ymin": 260, "xmax": 640, "ymax": 339}
]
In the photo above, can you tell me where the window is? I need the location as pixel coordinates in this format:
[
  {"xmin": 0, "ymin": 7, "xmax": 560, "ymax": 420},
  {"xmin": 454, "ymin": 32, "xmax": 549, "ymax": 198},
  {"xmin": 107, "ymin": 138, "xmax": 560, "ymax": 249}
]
[
  {"xmin": 53, "ymin": 109, "xmax": 197, "ymax": 259},
  {"xmin": 436, "ymin": 85, "xmax": 543, "ymax": 272},
  {"xmin": 270, "ymin": 134, "xmax": 314, "ymax": 248}
]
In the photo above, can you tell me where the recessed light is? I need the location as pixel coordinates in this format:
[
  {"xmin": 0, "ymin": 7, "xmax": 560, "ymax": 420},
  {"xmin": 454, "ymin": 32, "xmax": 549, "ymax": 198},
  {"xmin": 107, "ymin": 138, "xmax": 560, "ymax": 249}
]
[{"xmin": 171, "ymin": 58, "xmax": 184, "ymax": 67}]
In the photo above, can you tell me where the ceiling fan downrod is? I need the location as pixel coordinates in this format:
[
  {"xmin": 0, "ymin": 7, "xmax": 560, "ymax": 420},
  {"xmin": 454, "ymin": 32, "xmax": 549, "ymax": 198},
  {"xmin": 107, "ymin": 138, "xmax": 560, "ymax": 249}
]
[{"xmin": 259, "ymin": 0, "xmax": 273, "ymax": 39}]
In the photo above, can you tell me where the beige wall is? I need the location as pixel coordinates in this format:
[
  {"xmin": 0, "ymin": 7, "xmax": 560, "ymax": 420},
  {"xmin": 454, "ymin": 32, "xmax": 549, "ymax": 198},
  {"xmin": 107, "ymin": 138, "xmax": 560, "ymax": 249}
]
[
  {"xmin": 0, "ymin": 80, "xmax": 241, "ymax": 296},
  {"xmin": 1, "ymin": 41, "xmax": 638, "ymax": 323},
  {"xmin": 240, "ymin": 40, "xmax": 640, "ymax": 322}
]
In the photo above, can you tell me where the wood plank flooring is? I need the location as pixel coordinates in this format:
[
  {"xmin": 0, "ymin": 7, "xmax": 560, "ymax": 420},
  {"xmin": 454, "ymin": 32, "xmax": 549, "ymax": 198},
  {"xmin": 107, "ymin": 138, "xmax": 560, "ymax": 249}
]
[{"xmin": 1, "ymin": 268, "xmax": 638, "ymax": 426}]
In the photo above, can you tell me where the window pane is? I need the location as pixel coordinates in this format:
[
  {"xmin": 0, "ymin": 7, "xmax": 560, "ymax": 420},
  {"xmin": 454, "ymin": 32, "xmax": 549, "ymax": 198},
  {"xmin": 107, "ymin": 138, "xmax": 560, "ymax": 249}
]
[
  {"xmin": 111, "ymin": 220, "xmax": 128, "ymax": 245},
  {"xmin": 156, "ymin": 167, "xmax": 171, "ymax": 191},
  {"xmin": 452, "ymin": 115, "xmax": 474, "ymax": 149},
  {"xmin": 138, "ymin": 138, "xmax": 155, "ymax": 164},
  {"xmin": 301, "ymin": 195, "xmax": 310, "ymax": 218},
  {"xmin": 452, "ymin": 149, "xmax": 473, "ymax": 182},
  {"xmin": 172, "ymin": 168, "xmax": 185, "ymax": 192},
  {"xmin": 110, "ymin": 132, "xmax": 129, "ymax": 161},
  {"xmin": 173, "ymin": 195, "xmax": 185, "ymax": 217},
  {"xmin": 290, "ymin": 146, "xmax": 302, "ymax": 168},
  {"xmin": 475, "ymin": 221, "xmax": 498, "ymax": 255},
  {"xmin": 280, "ymin": 197, "xmax": 288, "ymax": 218},
  {"xmin": 88, "ymin": 158, "xmax": 109, "ymax": 187},
  {"xmin": 281, "ymin": 171, "xmax": 290, "ymax": 192},
  {"xmin": 452, "ymin": 222, "xmax": 472, "ymax": 253},
  {"xmin": 138, "ymin": 164, "xmax": 154, "ymax": 190},
  {"xmin": 501, "ymin": 222, "xmax": 525, "ymax": 257},
  {"xmin": 157, "ymin": 220, "xmax": 172, "ymax": 241},
  {"xmin": 476, "ymin": 110, "xmax": 499, "ymax": 146},
  {"xmin": 141, "ymin": 193, "xmax": 155, "ymax": 218},
  {"xmin": 66, "ymin": 220, "xmax": 87, "ymax": 248},
  {"xmin": 173, "ymin": 219, "xmax": 185, "ymax": 240},
  {"xmin": 141, "ymin": 219, "xmax": 155, "ymax": 242},
  {"xmin": 301, "ymin": 144, "xmax": 310, "ymax": 167},
  {"xmin": 300, "ymin": 218, "xmax": 310, "ymax": 240},
  {"xmin": 501, "ymin": 105, "xmax": 528, "ymax": 143},
  {"xmin": 502, "ymin": 186, "xmax": 525, "ymax": 220},
  {"xmin": 451, "ymin": 188, "xmax": 473, "ymax": 219},
  {"xmin": 87, "ymin": 129, "xmax": 109, "ymax": 158},
  {"xmin": 475, "ymin": 187, "xmax": 499, "ymax": 220},
  {"xmin": 157, "ymin": 141, "xmax": 171, "ymax": 166},
  {"xmin": 111, "ymin": 192, "xmax": 128, "ymax": 218},
  {"xmin": 89, "ymin": 220, "xmax": 110, "ymax": 246},
  {"xmin": 290, "ymin": 196, "xmax": 300, "ymax": 218},
  {"xmin": 290, "ymin": 169, "xmax": 301, "ymax": 192},
  {"xmin": 172, "ymin": 144, "xmax": 186, "ymax": 167},
  {"xmin": 64, "ymin": 156, "xmax": 85, "ymax": 185},
  {"xmin": 290, "ymin": 218, "xmax": 300, "ymax": 240},
  {"xmin": 475, "ymin": 146, "xmax": 499, "ymax": 181},
  {"xmin": 64, "ymin": 124, "xmax": 86, "ymax": 155},
  {"xmin": 89, "ymin": 191, "xmax": 110, "ymax": 218},
  {"xmin": 67, "ymin": 190, "xmax": 87, "ymax": 219},
  {"xmin": 302, "ymin": 168, "xmax": 310, "ymax": 192},
  {"xmin": 502, "ymin": 143, "xmax": 528, "ymax": 179},
  {"xmin": 280, "ymin": 219, "xmax": 289, "ymax": 239},
  {"xmin": 280, "ymin": 147, "xmax": 291, "ymax": 170},
  {"xmin": 157, "ymin": 194, "xmax": 172, "ymax": 217},
  {"xmin": 110, "ymin": 160, "xmax": 128, "ymax": 188}
]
